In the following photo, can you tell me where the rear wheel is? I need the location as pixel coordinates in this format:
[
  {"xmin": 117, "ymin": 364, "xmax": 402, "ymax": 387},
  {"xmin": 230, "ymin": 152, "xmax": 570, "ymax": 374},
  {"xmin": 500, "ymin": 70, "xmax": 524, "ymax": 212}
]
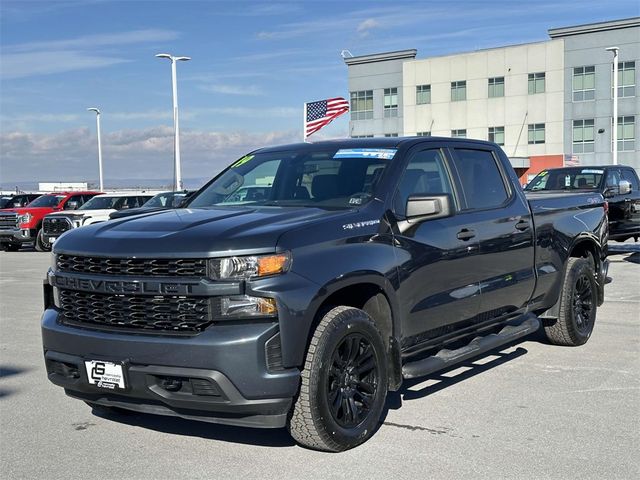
[
  {"xmin": 544, "ymin": 257, "xmax": 597, "ymax": 346},
  {"xmin": 2, "ymin": 243, "xmax": 20, "ymax": 252},
  {"xmin": 288, "ymin": 306, "xmax": 388, "ymax": 452},
  {"xmin": 35, "ymin": 229, "xmax": 51, "ymax": 252}
]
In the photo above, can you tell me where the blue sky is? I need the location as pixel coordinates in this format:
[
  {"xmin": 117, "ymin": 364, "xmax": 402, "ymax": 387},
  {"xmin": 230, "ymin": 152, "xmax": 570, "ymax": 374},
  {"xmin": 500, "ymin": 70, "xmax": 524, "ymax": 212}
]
[{"xmin": 1, "ymin": 0, "xmax": 638, "ymax": 187}]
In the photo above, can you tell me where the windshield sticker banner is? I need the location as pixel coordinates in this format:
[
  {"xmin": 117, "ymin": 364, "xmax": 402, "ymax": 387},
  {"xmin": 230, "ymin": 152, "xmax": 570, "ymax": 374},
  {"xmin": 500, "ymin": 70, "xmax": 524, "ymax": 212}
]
[
  {"xmin": 581, "ymin": 169, "xmax": 604, "ymax": 174},
  {"xmin": 333, "ymin": 148, "xmax": 397, "ymax": 160},
  {"xmin": 232, "ymin": 155, "xmax": 254, "ymax": 168}
]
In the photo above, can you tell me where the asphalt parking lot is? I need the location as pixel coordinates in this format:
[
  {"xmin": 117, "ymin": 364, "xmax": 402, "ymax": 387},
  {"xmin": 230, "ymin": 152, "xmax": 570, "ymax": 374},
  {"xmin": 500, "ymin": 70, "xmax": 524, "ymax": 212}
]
[{"xmin": 1, "ymin": 246, "xmax": 638, "ymax": 480}]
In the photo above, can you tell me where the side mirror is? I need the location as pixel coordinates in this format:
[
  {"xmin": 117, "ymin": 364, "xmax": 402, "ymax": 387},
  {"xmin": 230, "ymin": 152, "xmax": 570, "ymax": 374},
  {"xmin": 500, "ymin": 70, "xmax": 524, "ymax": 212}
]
[
  {"xmin": 65, "ymin": 200, "xmax": 79, "ymax": 210},
  {"xmin": 619, "ymin": 180, "xmax": 632, "ymax": 195},
  {"xmin": 406, "ymin": 194, "xmax": 453, "ymax": 223}
]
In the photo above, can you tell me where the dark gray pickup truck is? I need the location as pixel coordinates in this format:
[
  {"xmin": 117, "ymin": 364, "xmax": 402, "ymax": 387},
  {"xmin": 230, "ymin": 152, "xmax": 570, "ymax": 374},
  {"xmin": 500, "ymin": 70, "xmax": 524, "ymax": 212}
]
[{"xmin": 41, "ymin": 138, "xmax": 609, "ymax": 451}]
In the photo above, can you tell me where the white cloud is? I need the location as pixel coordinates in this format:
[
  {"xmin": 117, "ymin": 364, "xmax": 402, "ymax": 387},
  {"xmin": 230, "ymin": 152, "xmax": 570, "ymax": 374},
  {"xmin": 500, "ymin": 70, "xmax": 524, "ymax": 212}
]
[
  {"xmin": 199, "ymin": 84, "xmax": 264, "ymax": 96},
  {"xmin": 0, "ymin": 29, "xmax": 179, "ymax": 79},
  {"xmin": 357, "ymin": 19, "xmax": 380, "ymax": 37},
  {"xmin": 0, "ymin": 126, "xmax": 300, "ymax": 184}
]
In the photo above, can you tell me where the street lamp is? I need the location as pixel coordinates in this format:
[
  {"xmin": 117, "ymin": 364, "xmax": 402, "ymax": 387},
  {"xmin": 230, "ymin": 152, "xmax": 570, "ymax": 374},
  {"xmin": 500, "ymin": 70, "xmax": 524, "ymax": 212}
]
[
  {"xmin": 606, "ymin": 46, "xmax": 619, "ymax": 165},
  {"xmin": 156, "ymin": 53, "xmax": 191, "ymax": 190},
  {"xmin": 87, "ymin": 107, "xmax": 104, "ymax": 191}
]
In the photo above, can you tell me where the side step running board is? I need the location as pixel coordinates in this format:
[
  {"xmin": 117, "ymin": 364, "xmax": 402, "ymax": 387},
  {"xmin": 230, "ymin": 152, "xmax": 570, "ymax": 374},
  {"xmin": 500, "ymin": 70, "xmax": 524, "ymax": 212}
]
[{"xmin": 402, "ymin": 314, "xmax": 540, "ymax": 380}]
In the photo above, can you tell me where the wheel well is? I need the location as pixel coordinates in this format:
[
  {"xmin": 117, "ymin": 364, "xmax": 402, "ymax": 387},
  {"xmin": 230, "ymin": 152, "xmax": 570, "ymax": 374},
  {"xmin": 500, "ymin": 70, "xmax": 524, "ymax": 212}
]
[
  {"xmin": 313, "ymin": 284, "xmax": 393, "ymax": 346},
  {"xmin": 569, "ymin": 240, "xmax": 598, "ymax": 265}
]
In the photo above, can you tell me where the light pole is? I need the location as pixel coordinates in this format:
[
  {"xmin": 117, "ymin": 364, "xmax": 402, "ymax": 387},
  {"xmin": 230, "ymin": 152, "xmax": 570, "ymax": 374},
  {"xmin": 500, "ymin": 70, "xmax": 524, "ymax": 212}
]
[
  {"xmin": 606, "ymin": 46, "xmax": 619, "ymax": 165},
  {"xmin": 156, "ymin": 53, "xmax": 190, "ymax": 190},
  {"xmin": 87, "ymin": 107, "xmax": 104, "ymax": 191}
]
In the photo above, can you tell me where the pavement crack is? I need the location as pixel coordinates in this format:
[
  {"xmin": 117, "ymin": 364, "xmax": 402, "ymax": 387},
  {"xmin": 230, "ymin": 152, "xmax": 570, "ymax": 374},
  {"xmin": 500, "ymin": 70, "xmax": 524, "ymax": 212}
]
[
  {"xmin": 383, "ymin": 421, "xmax": 452, "ymax": 435},
  {"xmin": 72, "ymin": 422, "xmax": 96, "ymax": 431}
]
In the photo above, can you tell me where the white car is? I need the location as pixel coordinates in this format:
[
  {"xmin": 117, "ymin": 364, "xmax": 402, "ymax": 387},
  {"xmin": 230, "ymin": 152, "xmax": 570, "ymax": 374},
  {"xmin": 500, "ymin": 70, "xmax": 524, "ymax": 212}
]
[{"xmin": 39, "ymin": 192, "xmax": 155, "ymax": 251}]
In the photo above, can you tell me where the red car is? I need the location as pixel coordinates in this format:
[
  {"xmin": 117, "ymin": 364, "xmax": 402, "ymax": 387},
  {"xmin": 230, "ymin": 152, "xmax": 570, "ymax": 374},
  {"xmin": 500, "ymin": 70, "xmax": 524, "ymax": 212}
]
[{"xmin": 0, "ymin": 191, "xmax": 101, "ymax": 251}]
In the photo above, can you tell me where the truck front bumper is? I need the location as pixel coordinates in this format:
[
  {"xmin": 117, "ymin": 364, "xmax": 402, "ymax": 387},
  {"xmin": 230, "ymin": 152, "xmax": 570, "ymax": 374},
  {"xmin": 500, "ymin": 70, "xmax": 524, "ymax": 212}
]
[
  {"xmin": 0, "ymin": 228, "xmax": 32, "ymax": 245},
  {"xmin": 41, "ymin": 308, "xmax": 300, "ymax": 428}
]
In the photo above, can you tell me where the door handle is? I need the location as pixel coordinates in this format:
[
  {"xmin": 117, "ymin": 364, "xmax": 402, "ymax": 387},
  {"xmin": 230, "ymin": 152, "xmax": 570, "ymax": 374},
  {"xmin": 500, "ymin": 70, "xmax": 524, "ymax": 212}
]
[
  {"xmin": 456, "ymin": 229, "xmax": 476, "ymax": 241},
  {"xmin": 515, "ymin": 220, "xmax": 530, "ymax": 231}
]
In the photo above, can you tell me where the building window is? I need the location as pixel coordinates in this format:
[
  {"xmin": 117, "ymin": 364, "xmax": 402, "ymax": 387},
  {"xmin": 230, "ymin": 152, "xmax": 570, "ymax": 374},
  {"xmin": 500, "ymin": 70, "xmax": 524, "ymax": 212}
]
[
  {"xmin": 384, "ymin": 133, "xmax": 398, "ymax": 137},
  {"xmin": 416, "ymin": 131, "xmax": 431, "ymax": 137},
  {"xmin": 416, "ymin": 85, "xmax": 431, "ymax": 105},
  {"xmin": 614, "ymin": 61, "xmax": 636, "ymax": 98},
  {"xmin": 528, "ymin": 123, "xmax": 545, "ymax": 144},
  {"xmin": 350, "ymin": 90, "xmax": 373, "ymax": 120},
  {"xmin": 488, "ymin": 77, "xmax": 504, "ymax": 98},
  {"xmin": 572, "ymin": 119, "xmax": 594, "ymax": 153},
  {"xmin": 451, "ymin": 81, "xmax": 466, "ymax": 101},
  {"xmin": 488, "ymin": 126, "xmax": 505, "ymax": 145},
  {"xmin": 451, "ymin": 129, "xmax": 467, "ymax": 138},
  {"xmin": 528, "ymin": 72, "xmax": 545, "ymax": 94},
  {"xmin": 615, "ymin": 116, "xmax": 635, "ymax": 151},
  {"xmin": 573, "ymin": 66, "xmax": 595, "ymax": 101},
  {"xmin": 384, "ymin": 88, "xmax": 398, "ymax": 117}
]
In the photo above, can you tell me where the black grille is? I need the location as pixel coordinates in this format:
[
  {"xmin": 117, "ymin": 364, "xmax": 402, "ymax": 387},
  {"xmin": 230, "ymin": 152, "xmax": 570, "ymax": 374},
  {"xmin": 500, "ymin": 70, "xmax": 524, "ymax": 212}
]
[
  {"xmin": 56, "ymin": 255, "xmax": 208, "ymax": 277},
  {"xmin": 59, "ymin": 289, "xmax": 212, "ymax": 333},
  {"xmin": 43, "ymin": 217, "xmax": 72, "ymax": 235},
  {"xmin": 0, "ymin": 213, "xmax": 17, "ymax": 230}
]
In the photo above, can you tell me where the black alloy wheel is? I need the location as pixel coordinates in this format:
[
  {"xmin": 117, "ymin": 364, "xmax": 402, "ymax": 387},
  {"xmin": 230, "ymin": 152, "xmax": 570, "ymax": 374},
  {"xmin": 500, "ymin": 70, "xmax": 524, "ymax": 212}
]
[
  {"xmin": 326, "ymin": 333, "xmax": 378, "ymax": 428},
  {"xmin": 572, "ymin": 273, "xmax": 594, "ymax": 335}
]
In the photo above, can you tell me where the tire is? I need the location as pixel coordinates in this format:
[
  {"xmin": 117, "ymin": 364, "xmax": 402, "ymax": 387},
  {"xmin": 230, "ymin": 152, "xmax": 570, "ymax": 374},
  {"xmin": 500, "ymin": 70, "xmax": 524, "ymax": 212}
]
[
  {"xmin": 4, "ymin": 243, "xmax": 21, "ymax": 252},
  {"xmin": 288, "ymin": 306, "xmax": 388, "ymax": 452},
  {"xmin": 35, "ymin": 229, "xmax": 51, "ymax": 252},
  {"xmin": 544, "ymin": 257, "xmax": 597, "ymax": 346}
]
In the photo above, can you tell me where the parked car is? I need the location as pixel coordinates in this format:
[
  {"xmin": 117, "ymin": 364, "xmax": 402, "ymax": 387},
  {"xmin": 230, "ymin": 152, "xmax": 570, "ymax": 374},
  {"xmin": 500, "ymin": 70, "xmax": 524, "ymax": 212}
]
[
  {"xmin": 108, "ymin": 190, "xmax": 195, "ymax": 220},
  {"xmin": 0, "ymin": 191, "xmax": 101, "ymax": 251},
  {"xmin": 40, "ymin": 192, "xmax": 155, "ymax": 251},
  {"xmin": 42, "ymin": 138, "xmax": 608, "ymax": 451},
  {"xmin": 0, "ymin": 193, "xmax": 42, "ymax": 209},
  {"xmin": 525, "ymin": 165, "xmax": 640, "ymax": 242}
]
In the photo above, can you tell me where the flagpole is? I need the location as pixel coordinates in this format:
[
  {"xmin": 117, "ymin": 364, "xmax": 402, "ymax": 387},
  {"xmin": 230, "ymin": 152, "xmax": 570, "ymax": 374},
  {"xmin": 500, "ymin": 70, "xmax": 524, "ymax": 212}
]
[{"xmin": 303, "ymin": 102, "xmax": 308, "ymax": 143}]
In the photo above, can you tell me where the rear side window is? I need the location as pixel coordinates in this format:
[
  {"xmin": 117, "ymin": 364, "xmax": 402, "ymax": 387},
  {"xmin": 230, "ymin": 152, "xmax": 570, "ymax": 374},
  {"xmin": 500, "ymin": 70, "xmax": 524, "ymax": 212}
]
[
  {"xmin": 451, "ymin": 149, "xmax": 509, "ymax": 210},
  {"xmin": 394, "ymin": 149, "xmax": 453, "ymax": 216},
  {"xmin": 621, "ymin": 169, "xmax": 639, "ymax": 191}
]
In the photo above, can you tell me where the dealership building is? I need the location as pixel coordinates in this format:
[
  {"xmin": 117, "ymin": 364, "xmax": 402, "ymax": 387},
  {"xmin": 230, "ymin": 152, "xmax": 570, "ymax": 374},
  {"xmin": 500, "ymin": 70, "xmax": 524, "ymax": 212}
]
[{"xmin": 344, "ymin": 17, "xmax": 639, "ymax": 183}]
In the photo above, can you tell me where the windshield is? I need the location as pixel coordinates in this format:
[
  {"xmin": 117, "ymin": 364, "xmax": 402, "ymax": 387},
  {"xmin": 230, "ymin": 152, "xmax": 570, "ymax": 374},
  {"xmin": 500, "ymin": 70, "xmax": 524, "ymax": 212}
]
[
  {"xmin": 143, "ymin": 192, "xmax": 185, "ymax": 208},
  {"xmin": 189, "ymin": 148, "xmax": 395, "ymax": 209},
  {"xmin": 79, "ymin": 196, "xmax": 127, "ymax": 210},
  {"xmin": 525, "ymin": 168, "xmax": 604, "ymax": 191},
  {"xmin": 27, "ymin": 195, "xmax": 66, "ymax": 208},
  {"xmin": 0, "ymin": 197, "xmax": 12, "ymax": 208}
]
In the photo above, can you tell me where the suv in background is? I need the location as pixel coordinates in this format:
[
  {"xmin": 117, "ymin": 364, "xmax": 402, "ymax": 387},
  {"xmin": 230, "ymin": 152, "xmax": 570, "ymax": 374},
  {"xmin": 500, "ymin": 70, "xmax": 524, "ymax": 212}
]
[
  {"xmin": 40, "ymin": 192, "xmax": 155, "ymax": 251},
  {"xmin": 0, "ymin": 191, "xmax": 101, "ymax": 251},
  {"xmin": 0, "ymin": 193, "xmax": 42, "ymax": 209},
  {"xmin": 525, "ymin": 165, "xmax": 640, "ymax": 242}
]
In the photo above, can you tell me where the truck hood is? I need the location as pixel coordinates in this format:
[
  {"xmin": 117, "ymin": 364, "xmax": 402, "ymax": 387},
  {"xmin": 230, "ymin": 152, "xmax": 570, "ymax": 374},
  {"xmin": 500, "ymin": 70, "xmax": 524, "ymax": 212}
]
[
  {"xmin": 47, "ymin": 209, "xmax": 116, "ymax": 221},
  {"xmin": 54, "ymin": 206, "xmax": 353, "ymax": 257}
]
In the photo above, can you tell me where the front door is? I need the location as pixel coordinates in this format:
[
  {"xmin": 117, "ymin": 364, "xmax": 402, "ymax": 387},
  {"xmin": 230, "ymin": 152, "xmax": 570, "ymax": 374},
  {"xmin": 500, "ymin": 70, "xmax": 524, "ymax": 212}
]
[{"xmin": 391, "ymin": 146, "xmax": 481, "ymax": 349}]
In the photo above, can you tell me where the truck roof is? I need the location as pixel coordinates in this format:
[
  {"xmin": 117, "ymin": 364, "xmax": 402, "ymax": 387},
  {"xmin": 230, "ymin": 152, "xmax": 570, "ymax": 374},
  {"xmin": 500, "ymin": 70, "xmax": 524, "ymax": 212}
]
[{"xmin": 255, "ymin": 136, "xmax": 498, "ymax": 155}]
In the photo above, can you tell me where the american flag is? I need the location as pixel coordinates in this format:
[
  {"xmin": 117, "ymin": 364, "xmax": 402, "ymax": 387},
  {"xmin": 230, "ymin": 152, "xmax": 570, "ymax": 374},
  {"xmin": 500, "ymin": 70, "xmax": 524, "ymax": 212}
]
[
  {"xmin": 564, "ymin": 154, "xmax": 580, "ymax": 166},
  {"xmin": 305, "ymin": 97, "xmax": 349, "ymax": 139}
]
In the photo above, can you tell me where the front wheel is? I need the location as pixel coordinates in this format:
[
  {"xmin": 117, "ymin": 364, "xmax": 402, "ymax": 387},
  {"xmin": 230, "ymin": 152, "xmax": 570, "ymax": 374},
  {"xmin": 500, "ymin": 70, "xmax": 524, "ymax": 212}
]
[
  {"xmin": 35, "ymin": 229, "xmax": 51, "ymax": 252},
  {"xmin": 544, "ymin": 257, "xmax": 597, "ymax": 346},
  {"xmin": 288, "ymin": 306, "xmax": 388, "ymax": 452}
]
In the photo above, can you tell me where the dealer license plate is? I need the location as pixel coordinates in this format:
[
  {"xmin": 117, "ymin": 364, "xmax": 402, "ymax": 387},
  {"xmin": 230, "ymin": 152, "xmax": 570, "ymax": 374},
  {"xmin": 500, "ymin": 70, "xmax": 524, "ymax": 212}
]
[{"xmin": 85, "ymin": 360, "xmax": 126, "ymax": 390}]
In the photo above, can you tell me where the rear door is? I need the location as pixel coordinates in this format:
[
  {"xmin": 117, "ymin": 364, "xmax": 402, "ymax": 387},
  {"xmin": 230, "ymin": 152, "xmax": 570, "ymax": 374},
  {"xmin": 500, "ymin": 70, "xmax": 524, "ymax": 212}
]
[
  {"xmin": 447, "ymin": 146, "xmax": 535, "ymax": 320},
  {"xmin": 391, "ymin": 145, "xmax": 481, "ymax": 346}
]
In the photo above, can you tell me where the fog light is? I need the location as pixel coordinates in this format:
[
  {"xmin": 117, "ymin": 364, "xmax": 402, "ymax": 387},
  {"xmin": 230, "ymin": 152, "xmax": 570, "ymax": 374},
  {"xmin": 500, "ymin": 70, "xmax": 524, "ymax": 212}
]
[
  {"xmin": 160, "ymin": 377, "xmax": 183, "ymax": 392},
  {"xmin": 220, "ymin": 295, "xmax": 277, "ymax": 318}
]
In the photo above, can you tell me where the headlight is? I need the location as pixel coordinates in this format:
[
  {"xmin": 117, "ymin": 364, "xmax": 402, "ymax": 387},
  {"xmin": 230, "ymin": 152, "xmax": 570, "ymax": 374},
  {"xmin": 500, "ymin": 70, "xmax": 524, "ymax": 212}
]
[
  {"xmin": 210, "ymin": 252, "xmax": 291, "ymax": 280},
  {"xmin": 17, "ymin": 213, "xmax": 32, "ymax": 225}
]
